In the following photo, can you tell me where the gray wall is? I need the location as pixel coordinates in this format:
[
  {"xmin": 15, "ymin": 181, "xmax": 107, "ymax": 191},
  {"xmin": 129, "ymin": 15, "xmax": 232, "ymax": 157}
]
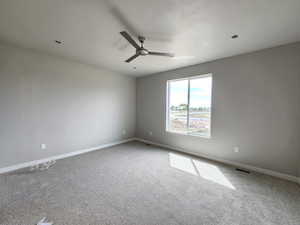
[
  {"xmin": 136, "ymin": 42, "xmax": 300, "ymax": 177},
  {"xmin": 0, "ymin": 44, "xmax": 136, "ymax": 168}
]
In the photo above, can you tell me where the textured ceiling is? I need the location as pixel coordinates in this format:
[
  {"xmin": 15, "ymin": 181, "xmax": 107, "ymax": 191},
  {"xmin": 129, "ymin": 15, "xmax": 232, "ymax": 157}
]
[{"xmin": 0, "ymin": 0, "xmax": 300, "ymax": 76}]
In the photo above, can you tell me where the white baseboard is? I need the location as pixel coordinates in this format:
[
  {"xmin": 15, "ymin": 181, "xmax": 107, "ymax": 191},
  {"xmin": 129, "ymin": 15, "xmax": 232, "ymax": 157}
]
[
  {"xmin": 0, "ymin": 138, "xmax": 135, "ymax": 174},
  {"xmin": 2, "ymin": 137, "xmax": 299, "ymax": 186},
  {"xmin": 135, "ymin": 138, "xmax": 299, "ymax": 184}
]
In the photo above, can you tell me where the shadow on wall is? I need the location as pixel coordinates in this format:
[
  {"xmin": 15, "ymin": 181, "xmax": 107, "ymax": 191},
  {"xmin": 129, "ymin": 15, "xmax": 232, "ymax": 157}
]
[{"xmin": 169, "ymin": 152, "xmax": 236, "ymax": 190}]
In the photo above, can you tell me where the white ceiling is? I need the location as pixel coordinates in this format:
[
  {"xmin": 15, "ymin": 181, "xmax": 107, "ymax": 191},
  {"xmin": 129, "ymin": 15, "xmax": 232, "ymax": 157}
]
[{"xmin": 0, "ymin": 0, "xmax": 300, "ymax": 76}]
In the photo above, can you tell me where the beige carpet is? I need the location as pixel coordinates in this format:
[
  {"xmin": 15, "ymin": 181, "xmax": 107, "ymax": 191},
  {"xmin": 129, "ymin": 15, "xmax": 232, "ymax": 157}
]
[{"xmin": 1, "ymin": 141, "xmax": 299, "ymax": 225}]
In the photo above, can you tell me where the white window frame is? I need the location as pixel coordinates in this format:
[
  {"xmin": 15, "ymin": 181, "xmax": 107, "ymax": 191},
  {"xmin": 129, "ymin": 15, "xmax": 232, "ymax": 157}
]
[{"xmin": 166, "ymin": 73, "xmax": 212, "ymax": 138}]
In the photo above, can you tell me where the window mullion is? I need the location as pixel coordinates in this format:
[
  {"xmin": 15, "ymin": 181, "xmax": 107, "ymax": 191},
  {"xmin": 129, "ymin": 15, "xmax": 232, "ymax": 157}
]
[
  {"xmin": 187, "ymin": 79, "xmax": 191, "ymax": 133},
  {"xmin": 167, "ymin": 81, "xmax": 170, "ymax": 131}
]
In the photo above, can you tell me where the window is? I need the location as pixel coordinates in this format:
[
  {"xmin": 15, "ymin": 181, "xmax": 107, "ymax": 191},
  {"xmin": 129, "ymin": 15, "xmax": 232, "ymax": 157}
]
[{"xmin": 166, "ymin": 74, "xmax": 212, "ymax": 137}]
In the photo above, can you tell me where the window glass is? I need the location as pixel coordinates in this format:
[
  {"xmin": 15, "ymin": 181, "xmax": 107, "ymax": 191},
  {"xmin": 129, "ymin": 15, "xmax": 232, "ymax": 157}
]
[
  {"xmin": 168, "ymin": 79, "xmax": 188, "ymax": 133},
  {"xmin": 167, "ymin": 75, "xmax": 212, "ymax": 138}
]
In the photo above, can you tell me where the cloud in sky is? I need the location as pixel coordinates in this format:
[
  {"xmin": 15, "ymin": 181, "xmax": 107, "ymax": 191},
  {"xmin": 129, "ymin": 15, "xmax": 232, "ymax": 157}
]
[{"xmin": 169, "ymin": 77, "xmax": 212, "ymax": 107}]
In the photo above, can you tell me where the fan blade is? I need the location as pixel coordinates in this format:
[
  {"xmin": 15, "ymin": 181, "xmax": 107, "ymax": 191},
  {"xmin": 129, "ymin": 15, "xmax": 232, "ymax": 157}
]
[
  {"xmin": 120, "ymin": 31, "xmax": 140, "ymax": 49},
  {"xmin": 149, "ymin": 51, "xmax": 174, "ymax": 57},
  {"xmin": 125, "ymin": 54, "xmax": 139, "ymax": 63}
]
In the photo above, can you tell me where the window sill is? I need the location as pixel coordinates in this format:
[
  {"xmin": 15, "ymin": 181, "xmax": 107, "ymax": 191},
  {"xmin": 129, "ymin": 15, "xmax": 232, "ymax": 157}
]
[{"xmin": 165, "ymin": 130, "xmax": 211, "ymax": 139}]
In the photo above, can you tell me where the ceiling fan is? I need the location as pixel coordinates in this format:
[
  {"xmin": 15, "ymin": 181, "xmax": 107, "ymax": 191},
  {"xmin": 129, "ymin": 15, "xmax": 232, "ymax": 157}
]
[{"xmin": 120, "ymin": 31, "xmax": 174, "ymax": 63}]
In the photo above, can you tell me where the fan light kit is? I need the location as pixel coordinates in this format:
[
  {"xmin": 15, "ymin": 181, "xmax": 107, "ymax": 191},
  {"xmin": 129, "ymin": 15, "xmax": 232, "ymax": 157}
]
[{"xmin": 120, "ymin": 31, "xmax": 174, "ymax": 63}]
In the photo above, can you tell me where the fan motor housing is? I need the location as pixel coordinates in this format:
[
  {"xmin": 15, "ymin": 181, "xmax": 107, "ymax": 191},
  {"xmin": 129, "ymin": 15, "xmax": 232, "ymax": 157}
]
[{"xmin": 138, "ymin": 48, "xmax": 149, "ymax": 56}]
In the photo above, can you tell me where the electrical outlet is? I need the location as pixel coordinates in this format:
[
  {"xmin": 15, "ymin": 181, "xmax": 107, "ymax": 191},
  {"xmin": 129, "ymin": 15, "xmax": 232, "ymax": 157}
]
[
  {"xmin": 41, "ymin": 144, "xmax": 47, "ymax": 150},
  {"xmin": 149, "ymin": 131, "xmax": 153, "ymax": 136},
  {"xmin": 233, "ymin": 146, "xmax": 239, "ymax": 153}
]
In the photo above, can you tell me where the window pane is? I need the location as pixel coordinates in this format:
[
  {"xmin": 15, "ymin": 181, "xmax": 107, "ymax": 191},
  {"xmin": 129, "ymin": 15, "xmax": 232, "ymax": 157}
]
[
  {"xmin": 168, "ymin": 79, "xmax": 188, "ymax": 133},
  {"xmin": 188, "ymin": 76, "xmax": 212, "ymax": 137}
]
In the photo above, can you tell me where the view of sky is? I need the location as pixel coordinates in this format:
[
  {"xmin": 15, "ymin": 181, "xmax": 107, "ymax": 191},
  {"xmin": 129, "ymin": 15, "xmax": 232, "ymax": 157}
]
[{"xmin": 169, "ymin": 76, "xmax": 212, "ymax": 107}]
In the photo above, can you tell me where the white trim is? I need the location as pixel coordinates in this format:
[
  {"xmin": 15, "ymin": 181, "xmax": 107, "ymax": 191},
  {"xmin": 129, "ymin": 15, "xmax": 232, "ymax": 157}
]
[
  {"xmin": 165, "ymin": 80, "xmax": 170, "ymax": 131},
  {"xmin": 135, "ymin": 138, "xmax": 299, "ymax": 184},
  {"xmin": 165, "ymin": 74, "xmax": 212, "ymax": 139},
  {"xmin": 2, "ymin": 137, "xmax": 299, "ymax": 186},
  {"xmin": 165, "ymin": 130, "xmax": 211, "ymax": 139},
  {"xmin": 0, "ymin": 138, "xmax": 135, "ymax": 174},
  {"xmin": 166, "ymin": 73, "xmax": 212, "ymax": 82}
]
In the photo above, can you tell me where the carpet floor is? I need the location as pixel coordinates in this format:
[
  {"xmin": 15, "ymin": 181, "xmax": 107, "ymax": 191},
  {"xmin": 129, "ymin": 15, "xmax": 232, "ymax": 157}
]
[{"xmin": 1, "ymin": 141, "xmax": 299, "ymax": 225}]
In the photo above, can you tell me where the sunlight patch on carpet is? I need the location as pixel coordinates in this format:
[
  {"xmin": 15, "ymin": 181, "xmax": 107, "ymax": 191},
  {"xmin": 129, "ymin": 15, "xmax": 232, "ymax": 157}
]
[{"xmin": 169, "ymin": 153, "xmax": 235, "ymax": 190}]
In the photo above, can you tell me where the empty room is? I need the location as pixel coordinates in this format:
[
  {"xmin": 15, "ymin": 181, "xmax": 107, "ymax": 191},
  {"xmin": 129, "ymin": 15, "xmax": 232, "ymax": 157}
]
[{"xmin": 0, "ymin": 0, "xmax": 300, "ymax": 224}]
